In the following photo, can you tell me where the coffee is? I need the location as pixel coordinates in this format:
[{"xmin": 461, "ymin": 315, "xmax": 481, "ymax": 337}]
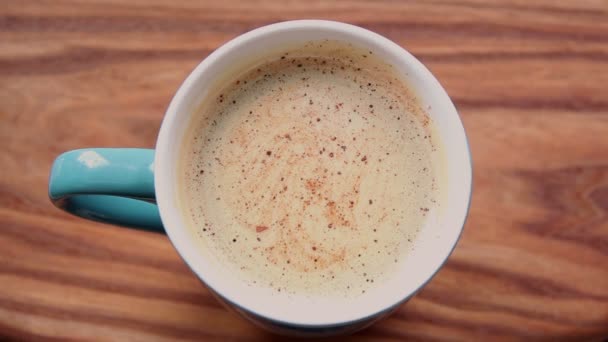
[{"xmin": 179, "ymin": 40, "xmax": 443, "ymax": 297}]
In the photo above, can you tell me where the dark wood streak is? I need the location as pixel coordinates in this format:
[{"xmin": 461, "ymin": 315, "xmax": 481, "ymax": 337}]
[
  {"xmin": 3, "ymin": 47, "xmax": 607, "ymax": 78},
  {"xmin": 0, "ymin": 186, "xmax": 57, "ymax": 218},
  {"xmin": 397, "ymin": 305, "xmax": 606, "ymax": 342},
  {"xmin": 526, "ymin": 226, "xmax": 608, "ymax": 258},
  {"xmin": 417, "ymin": 50, "xmax": 608, "ymax": 63},
  {"xmin": 395, "ymin": 304, "xmax": 606, "ymax": 342},
  {"xmin": 1, "ymin": 219, "xmax": 190, "ymax": 274},
  {"xmin": 358, "ymin": 21, "xmax": 608, "ymax": 43},
  {"xmin": 0, "ymin": 47, "xmax": 211, "ymax": 76},
  {"xmin": 516, "ymin": 166, "xmax": 608, "ymax": 256},
  {"xmin": 454, "ymin": 97, "xmax": 608, "ymax": 112},
  {"xmin": 0, "ymin": 264, "xmax": 219, "ymax": 308},
  {"xmin": 447, "ymin": 259, "xmax": 608, "ymax": 302},
  {"xmin": 0, "ymin": 15, "xmax": 266, "ymax": 34},
  {"xmin": 2, "ymin": 15, "xmax": 607, "ymax": 43},
  {"xmin": 391, "ymin": 306, "xmax": 537, "ymax": 338},
  {"xmin": 0, "ymin": 297, "xmax": 224, "ymax": 341},
  {"xmin": 420, "ymin": 0, "xmax": 608, "ymax": 18},
  {"xmin": 0, "ymin": 322, "xmax": 73, "ymax": 342},
  {"xmin": 357, "ymin": 323, "xmax": 445, "ymax": 342},
  {"xmin": 419, "ymin": 286, "xmax": 602, "ymax": 327}
]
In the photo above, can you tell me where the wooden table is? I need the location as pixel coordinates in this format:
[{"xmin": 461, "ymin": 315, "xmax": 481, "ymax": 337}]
[{"xmin": 1, "ymin": 0, "xmax": 607, "ymax": 340}]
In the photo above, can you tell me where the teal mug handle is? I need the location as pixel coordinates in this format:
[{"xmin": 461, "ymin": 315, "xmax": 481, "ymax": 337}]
[{"xmin": 48, "ymin": 148, "xmax": 164, "ymax": 232}]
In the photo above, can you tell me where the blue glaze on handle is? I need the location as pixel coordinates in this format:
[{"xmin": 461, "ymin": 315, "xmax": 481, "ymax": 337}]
[{"xmin": 48, "ymin": 148, "xmax": 164, "ymax": 232}]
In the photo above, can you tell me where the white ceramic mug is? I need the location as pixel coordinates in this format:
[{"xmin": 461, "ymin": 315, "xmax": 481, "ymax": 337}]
[{"xmin": 49, "ymin": 20, "xmax": 472, "ymax": 336}]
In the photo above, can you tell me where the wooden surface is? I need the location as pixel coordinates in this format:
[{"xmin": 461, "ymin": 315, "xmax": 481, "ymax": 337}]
[{"xmin": 1, "ymin": 0, "xmax": 608, "ymax": 340}]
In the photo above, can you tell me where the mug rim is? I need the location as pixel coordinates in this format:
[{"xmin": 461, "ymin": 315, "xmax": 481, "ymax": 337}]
[{"xmin": 155, "ymin": 19, "xmax": 472, "ymax": 327}]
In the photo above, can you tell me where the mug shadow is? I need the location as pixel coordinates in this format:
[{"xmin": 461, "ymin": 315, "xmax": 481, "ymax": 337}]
[{"xmin": 232, "ymin": 304, "xmax": 409, "ymax": 341}]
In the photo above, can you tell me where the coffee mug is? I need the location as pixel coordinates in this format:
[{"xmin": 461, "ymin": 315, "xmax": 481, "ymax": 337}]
[{"xmin": 49, "ymin": 20, "xmax": 472, "ymax": 336}]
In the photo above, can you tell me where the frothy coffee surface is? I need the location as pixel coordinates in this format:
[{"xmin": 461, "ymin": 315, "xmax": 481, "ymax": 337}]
[{"xmin": 180, "ymin": 41, "xmax": 442, "ymax": 297}]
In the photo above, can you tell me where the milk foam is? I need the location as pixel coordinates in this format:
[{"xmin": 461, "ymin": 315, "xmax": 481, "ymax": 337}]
[{"xmin": 180, "ymin": 41, "xmax": 442, "ymax": 297}]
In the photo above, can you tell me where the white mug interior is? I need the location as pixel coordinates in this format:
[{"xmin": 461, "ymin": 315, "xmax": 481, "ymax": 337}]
[{"xmin": 155, "ymin": 20, "xmax": 472, "ymax": 326}]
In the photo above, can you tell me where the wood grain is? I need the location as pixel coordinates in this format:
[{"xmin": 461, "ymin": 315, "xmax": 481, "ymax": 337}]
[{"xmin": 1, "ymin": 0, "xmax": 607, "ymax": 340}]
